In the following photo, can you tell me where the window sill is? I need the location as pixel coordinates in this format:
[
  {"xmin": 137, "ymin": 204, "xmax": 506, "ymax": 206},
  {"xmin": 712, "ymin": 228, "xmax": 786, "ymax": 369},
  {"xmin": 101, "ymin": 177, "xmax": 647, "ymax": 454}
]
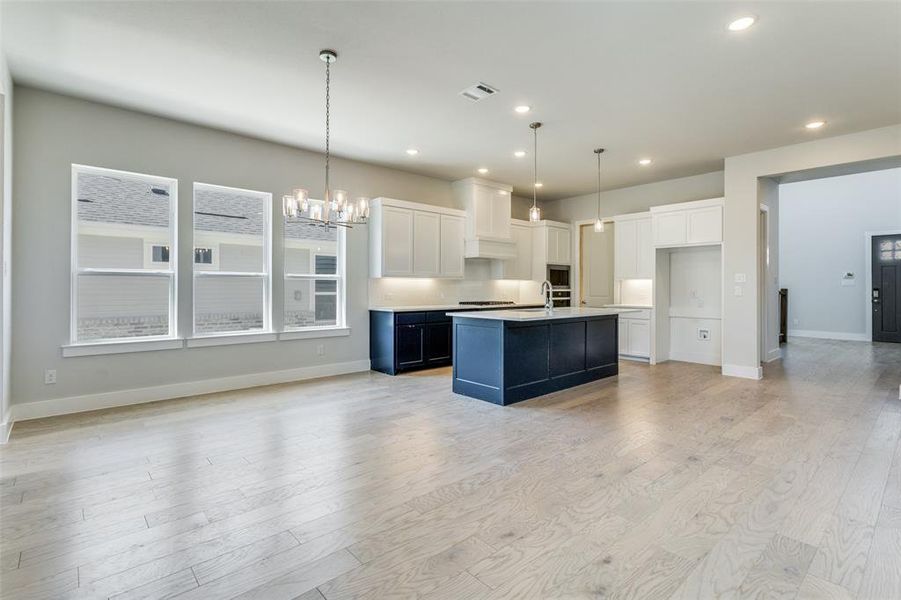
[
  {"xmin": 186, "ymin": 332, "xmax": 278, "ymax": 348},
  {"xmin": 279, "ymin": 327, "xmax": 351, "ymax": 341},
  {"xmin": 62, "ymin": 338, "xmax": 184, "ymax": 357}
]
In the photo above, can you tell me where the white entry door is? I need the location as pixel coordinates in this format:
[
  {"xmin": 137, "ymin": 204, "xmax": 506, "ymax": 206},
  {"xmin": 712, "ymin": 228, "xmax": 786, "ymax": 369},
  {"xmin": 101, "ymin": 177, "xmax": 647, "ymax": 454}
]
[{"xmin": 580, "ymin": 223, "xmax": 614, "ymax": 307}]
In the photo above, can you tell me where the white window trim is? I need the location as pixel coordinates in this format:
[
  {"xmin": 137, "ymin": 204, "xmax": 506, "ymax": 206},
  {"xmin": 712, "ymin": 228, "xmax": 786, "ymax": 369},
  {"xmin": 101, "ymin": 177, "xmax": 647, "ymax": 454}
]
[
  {"xmin": 70, "ymin": 164, "xmax": 179, "ymax": 346},
  {"xmin": 279, "ymin": 327, "xmax": 350, "ymax": 341},
  {"xmin": 191, "ymin": 182, "xmax": 273, "ymax": 338},
  {"xmin": 283, "ymin": 227, "xmax": 346, "ymax": 332},
  {"xmin": 186, "ymin": 331, "xmax": 278, "ymax": 348},
  {"xmin": 62, "ymin": 337, "xmax": 184, "ymax": 357}
]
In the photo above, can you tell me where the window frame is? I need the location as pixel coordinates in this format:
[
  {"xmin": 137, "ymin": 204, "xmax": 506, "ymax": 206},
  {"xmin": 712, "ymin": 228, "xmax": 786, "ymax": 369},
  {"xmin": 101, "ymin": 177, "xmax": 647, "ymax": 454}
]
[
  {"xmin": 70, "ymin": 164, "xmax": 179, "ymax": 345},
  {"xmin": 283, "ymin": 224, "xmax": 346, "ymax": 332},
  {"xmin": 191, "ymin": 182, "xmax": 272, "ymax": 338}
]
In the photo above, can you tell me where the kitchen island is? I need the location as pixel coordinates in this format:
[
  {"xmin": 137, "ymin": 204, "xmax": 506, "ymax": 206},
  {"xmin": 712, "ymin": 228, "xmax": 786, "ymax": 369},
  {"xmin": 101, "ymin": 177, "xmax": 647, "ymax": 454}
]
[{"xmin": 446, "ymin": 307, "xmax": 637, "ymax": 405}]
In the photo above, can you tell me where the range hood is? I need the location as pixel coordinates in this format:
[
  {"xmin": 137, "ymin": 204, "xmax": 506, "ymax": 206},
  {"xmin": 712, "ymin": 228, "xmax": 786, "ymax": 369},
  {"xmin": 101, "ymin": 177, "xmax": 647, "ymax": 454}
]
[{"xmin": 452, "ymin": 177, "xmax": 517, "ymax": 260}]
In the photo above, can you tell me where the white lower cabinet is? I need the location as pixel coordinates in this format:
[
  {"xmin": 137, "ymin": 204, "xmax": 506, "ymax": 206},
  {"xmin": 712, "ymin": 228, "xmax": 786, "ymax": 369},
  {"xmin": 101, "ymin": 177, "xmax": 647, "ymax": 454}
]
[{"xmin": 619, "ymin": 310, "xmax": 651, "ymax": 359}]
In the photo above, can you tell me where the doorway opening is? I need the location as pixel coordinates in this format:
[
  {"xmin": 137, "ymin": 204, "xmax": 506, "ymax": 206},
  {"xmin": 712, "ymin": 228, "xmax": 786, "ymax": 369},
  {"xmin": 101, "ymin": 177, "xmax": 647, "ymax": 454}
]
[{"xmin": 759, "ymin": 162, "xmax": 901, "ymax": 366}]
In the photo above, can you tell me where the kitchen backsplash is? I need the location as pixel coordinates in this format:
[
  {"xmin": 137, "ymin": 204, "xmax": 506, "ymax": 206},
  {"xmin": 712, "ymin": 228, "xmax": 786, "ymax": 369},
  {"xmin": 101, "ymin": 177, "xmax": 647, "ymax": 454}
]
[{"xmin": 369, "ymin": 259, "xmax": 540, "ymax": 307}]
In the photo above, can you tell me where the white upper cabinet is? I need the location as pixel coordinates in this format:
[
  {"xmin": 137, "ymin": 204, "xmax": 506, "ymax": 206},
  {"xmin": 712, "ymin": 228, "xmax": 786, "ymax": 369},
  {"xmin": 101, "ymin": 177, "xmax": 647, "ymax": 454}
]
[
  {"xmin": 650, "ymin": 198, "xmax": 724, "ymax": 248},
  {"xmin": 380, "ymin": 206, "xmax": 414, "ymax": 276},
  {"xmin": 492, "ymin": 220, "xmax": 533, "ymax": 280},
  {"xmin": 412, "ymin": 211, "xmax": 440, "ymax": 276},
  {"xmin": 369, "ymin": 198, "xmax": 466, "ymax": 278},
  {"xmin": 532, "ymin": 220, "xmax": 572, "ymax": 275},
  {"xmin": 439, "ymin": 214, "xmax": 465, "ymax": 278},
  {"xmin": 613, "ymin": 212, "xmax": 653, "ymax": 279}
]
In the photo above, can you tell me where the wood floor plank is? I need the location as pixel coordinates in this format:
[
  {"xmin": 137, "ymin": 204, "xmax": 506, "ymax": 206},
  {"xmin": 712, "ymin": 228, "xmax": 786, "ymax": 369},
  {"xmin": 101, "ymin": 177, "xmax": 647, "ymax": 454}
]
[
  {"xmin": 0, "ymin": 339, "xmax": 898, "ymax": 600},
  {"xmin": 807, "ymin": 514, "xmax": 874, "ymax": 594}
]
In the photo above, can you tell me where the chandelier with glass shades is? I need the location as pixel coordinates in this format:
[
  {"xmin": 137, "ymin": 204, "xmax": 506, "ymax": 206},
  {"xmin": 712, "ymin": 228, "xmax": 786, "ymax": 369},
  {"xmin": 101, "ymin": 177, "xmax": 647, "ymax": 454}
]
[{"xmin": 282, "ymin": 49, "xmax": 369, "ymax": 228}]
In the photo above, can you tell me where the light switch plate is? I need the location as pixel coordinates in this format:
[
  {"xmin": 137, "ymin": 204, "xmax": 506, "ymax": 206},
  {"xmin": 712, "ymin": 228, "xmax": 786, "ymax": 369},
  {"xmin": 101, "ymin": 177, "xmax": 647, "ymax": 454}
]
[
  {"xmin": 734, "ymin": 273, "xmax": 747, "ymax": 283},
  {"xmin": 733, "ymin": 286, "xmax": 743, "ymax": 297}
]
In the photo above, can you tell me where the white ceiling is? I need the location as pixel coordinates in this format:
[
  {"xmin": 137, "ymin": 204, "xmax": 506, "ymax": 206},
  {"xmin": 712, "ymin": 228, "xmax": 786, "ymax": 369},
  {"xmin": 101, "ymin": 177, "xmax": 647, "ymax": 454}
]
[{"xmin": 3, "ymin": 1, "xmax": 900, "ymax": 199}]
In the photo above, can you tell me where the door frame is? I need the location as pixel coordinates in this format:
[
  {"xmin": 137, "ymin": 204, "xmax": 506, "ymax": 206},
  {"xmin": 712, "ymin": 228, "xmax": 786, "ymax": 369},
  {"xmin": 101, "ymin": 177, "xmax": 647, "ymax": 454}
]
[
  {"xmin": 572, "ymin": 218, "xmax": 614, "ymax": 307},
  {"xmin": 865, "ymin": 228, "xmax": 901, "ymax": 342}
]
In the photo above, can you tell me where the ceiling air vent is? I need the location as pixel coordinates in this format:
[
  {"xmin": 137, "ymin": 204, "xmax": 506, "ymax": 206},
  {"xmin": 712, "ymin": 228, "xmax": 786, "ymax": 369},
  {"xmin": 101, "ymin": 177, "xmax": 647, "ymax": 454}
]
[{"xmin": 460, "ymin": 82, "xmax": 499, "ymax": 102}]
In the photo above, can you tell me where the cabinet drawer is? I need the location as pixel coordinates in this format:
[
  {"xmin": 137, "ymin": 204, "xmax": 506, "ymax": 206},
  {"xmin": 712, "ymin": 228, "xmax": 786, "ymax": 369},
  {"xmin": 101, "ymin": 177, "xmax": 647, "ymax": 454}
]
[
  {"xmin": 396, "ymin": 312, "xmax": 427, "ymax": 325},
  {"xmin": 426, "ymin": 311, "xmax": 452, "ymax": 323}
]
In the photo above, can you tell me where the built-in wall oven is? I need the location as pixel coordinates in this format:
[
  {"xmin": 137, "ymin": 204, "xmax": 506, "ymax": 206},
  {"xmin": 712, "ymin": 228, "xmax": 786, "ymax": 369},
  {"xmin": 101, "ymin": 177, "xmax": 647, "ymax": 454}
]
[{"xmin": 547, "ymin": 265, "xmax": 571, "ymax": 307}]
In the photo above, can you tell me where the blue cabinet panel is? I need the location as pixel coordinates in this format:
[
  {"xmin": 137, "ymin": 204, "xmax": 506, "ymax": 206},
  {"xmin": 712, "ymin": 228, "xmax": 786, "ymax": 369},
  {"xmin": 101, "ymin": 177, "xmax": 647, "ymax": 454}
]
[
  {"xmin": 549, "ymin": 321, "xmax": 586, "ymax": 378},
  {"xmin": 587, "ymin": 318, "xmax": 618, "ymax": 370},
  {"xmin": 504, "ymin": 325, "xmax": 550, "ymax": 388}
]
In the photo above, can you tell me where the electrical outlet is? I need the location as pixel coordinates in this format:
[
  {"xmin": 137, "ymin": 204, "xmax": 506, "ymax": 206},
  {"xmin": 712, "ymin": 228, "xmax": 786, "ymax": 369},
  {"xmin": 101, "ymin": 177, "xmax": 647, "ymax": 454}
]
[
  {"xmin": 792, "ymin": 318, "xmax": 799, "ymax": 326},
  {"xmin": 698, "ymin": 329, "xmax": 711, "ymax": 341},
  {"xmin": 316, "ymin": 344, "xmax": 325, "ymax": 356},
  {"xmin": 733, "ymin": 286, "xmax": 743, "ymax": 297},
  {"xmin": 44, "ymin": 369, "xmax": 57, "ymax": 385}
]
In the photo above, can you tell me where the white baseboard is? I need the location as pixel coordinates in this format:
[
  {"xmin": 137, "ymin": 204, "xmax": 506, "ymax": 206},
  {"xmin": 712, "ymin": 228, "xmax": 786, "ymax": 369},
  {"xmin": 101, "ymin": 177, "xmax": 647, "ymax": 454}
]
[
  {"xmin": 0, "ymin": 419, "xmax": 11, "ymax": 444},
  {"xmin": 722, "ymin": 364, "xmax": 763, "ymax": 380},
  {"xmin": 668, "ymin": 350, "xmax": 721, "ymax": 367},
  {"xmin": 9, "ymin": 359, "xmax": 372, "ymax": 423},
  {"xmin": 765, "ymin": 347, "xmax": 782, "ymax": 363},
  {"xmin": 789, "ymin": 329, "xmax": 869, "ymax": 342}
]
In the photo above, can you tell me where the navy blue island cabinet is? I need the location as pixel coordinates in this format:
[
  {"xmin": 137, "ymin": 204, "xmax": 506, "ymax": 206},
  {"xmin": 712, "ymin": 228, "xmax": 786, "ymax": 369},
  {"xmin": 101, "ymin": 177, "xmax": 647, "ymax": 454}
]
[{"xmin": 449, "ymin": 308, "xmax": 628, "ymax": 405}]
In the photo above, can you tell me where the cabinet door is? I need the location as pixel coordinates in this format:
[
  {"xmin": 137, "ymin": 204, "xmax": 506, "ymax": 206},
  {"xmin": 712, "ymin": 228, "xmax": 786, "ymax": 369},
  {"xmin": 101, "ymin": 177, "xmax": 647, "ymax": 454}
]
[
  {"xmin": 636, "ymin": 218, "xmax": 654, "ymax": 278},
  {"xmin": 686, "ymin": 206, "xmax": 723, "ymax": 244},
  {"xmin": 395, "ymin": 324, "xmax": 425, "ymax": 369},
  {"xmin": 544, "ymin": 227, "xmax": 558, "ymax": 264},
  {"xmin": 614, "ymin": 220, "xmax": 637, "ymax": 279},
  {"xmin": 439, "ymin": 214, "xmax": 465, "ymax": 278},
  {"xmin": 618, "ymin": 318, "xmax": 629, "ymax": 355},
  {"xmin": 382, "ymin": 207, "xmax": 414, "ymax": 276},
  {"xmin": 425, "ymin": 322, "xmax": 452, "ymax": 364},
  {"xmin": 628, "ymin": 320, "xmax": 650, "ymax": 357},
  {"xmin": 412, "ymin": 211, "xmax": 440, "ymax": 276},
  {"xmin": 652, "ymin": 211, "xmax": 687, "ymax": 247},
  {"xmin": 556, "ymin": 227, "xmax": 572, "ymax": 265}
]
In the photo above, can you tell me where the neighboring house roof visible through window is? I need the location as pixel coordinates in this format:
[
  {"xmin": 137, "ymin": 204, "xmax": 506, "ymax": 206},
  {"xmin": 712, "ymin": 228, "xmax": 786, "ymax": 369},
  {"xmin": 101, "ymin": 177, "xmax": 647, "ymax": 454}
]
[{"xmin": 78, "ymin": 172, "xmax": 336, "ymax": 241}]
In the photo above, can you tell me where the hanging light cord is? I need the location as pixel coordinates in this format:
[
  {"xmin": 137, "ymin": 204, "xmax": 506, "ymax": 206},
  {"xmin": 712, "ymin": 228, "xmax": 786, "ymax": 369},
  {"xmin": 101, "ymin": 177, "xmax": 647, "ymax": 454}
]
[
  {"xmin": 532, "ymin": 126, "xmax": 538, "ymax": 209},
  {"xmin": 324, "ymin": 56, "xmax": 331, "ymax": 209},
  {"xmin": 596, "ymin": 151, "xmax": 601, "ymax": 219}
]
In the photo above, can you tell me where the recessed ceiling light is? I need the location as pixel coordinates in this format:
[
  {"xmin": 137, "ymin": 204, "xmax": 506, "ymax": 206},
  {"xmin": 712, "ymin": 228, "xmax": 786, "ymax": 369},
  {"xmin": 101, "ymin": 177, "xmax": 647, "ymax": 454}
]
[
  {"xmin": 534, "ymin": 182, "xmax": 543, "ymax": 188},
  {"xmin": 514, "ymin": 105, "xmax": 531, "ymax": 114},
  {"xmin": 638, "ymin": 158, "xmax": 652, "ymax": 166},
  {"xmin": 727, "ymin": 16, "xmax": 756, "ymax": 31},
  {"xmin": 514, "ymin": 150, "xmax": 526, "ymax": 158},
  {"xmin": 805, "ymin": 120, "xmax": 826, "ymax": 129},
  {"xmin": 477, "ymin": 167, "xmax": 489, "ymax": 174},
  {"xmin": 405, "ymin": 148, "xmax": 419, "ymax": 156}
]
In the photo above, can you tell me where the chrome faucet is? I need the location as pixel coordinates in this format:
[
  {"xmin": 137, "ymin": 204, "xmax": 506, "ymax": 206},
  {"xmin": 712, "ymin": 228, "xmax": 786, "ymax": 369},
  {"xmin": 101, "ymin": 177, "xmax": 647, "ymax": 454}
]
[{"xmin": 540, "ymin": 280, "xmax": 554, "ymax": 311}]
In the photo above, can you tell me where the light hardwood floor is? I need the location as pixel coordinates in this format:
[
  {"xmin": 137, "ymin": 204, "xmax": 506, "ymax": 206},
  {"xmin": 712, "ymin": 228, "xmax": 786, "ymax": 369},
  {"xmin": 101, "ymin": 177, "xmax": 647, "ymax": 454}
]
[{"xmin": 1, "ymin": 338, "xmax": 899, "ymax": 599}]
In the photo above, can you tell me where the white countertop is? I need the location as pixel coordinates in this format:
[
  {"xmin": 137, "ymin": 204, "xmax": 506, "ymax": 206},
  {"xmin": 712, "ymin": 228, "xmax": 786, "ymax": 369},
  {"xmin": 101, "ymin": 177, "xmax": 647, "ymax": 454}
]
[
  {"xmin": 370, "ymin": 303, "xmax": 542, "ymax": 313},
  {"xmin": 445, "ymin": 307, "xmax": 640, "ymax": 321}
]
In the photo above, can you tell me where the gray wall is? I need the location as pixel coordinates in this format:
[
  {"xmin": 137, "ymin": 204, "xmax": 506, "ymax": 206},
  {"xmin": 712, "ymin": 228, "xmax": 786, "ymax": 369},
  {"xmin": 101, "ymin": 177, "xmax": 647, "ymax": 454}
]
[
  {"xmin": 11, "ymin": 86, "xmax": 486, "ymax": 407},
  {"xmin": 542, "ymin": 171, "xmax": 724, "ymax": 222},
  {"xmin": 779, "ymin": 167, "xmax": 901, "ymax": 338},
  {"xmin": 1, "ymin": 44, "xmax": 12, "ymax": 430}
]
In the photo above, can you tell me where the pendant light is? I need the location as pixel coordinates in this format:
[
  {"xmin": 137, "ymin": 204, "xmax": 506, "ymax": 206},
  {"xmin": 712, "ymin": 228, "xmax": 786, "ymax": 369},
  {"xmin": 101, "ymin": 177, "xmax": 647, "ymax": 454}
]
[
  {"xmin": 528, "ymin": 122, "xmax": 542, "ymax": 222},
  {"xmin": 593, "ymin": 148, "xmax": 605, "ymax": 232},
  {"xmin": 282, "ymin": 49, "xmax": 369, "ymax": 228}
]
